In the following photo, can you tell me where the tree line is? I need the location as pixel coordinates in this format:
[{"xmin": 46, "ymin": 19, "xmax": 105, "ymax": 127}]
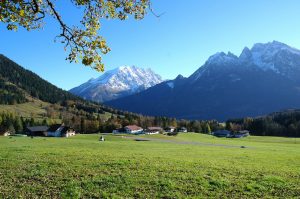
[
  {"xmin": 0, "ymin": 112, "xmax": 48, "ymax": 134},
  {"xmin": 227, "ymin": 110, "xmax": 300, "ymax": 137},
  {"xmin": 0, "ymin": 109, "xmax": 221, "ymax": 135}
]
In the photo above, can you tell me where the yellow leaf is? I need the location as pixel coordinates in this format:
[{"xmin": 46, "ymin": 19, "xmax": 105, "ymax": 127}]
[{"xmin": 20, "ymin": 10, "xmax": 25, "ymax": 17}]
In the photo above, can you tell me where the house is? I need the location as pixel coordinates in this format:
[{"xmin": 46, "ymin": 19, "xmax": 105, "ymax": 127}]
[
  {"xmin": 63, "ymin": 128, "xmax": 76, "ymax": 137},
  {"xmin": 165, "ymin": 126, "xmax": 176, "ymax": 133},
  {"xmin": 178, "ymin": 127, "xmax": 187, "ymax": 133},
  {"xmin": 47, "ymin": 124, "xmax": 64, "ymax": 137},
  {"xmin": 113, "ymin": 128, "xmax": 125, "ymax": 134},
  {"xmin": 0, "ymin": 131, "xmax": 11, "ymax": 136},
  {"xmin": 145, "ymin": 127, "xmax": 162, "ymax": 135},
  {"xmin": 212, "ymin": 130, "xmax": 231, "ymax": 138},
  {"xmin": 112, "ymin": 129, "xmax": 119, "ymax": 134},
  {"xmin": 25, "ymin": 126, "xmax": 49, "ymax": 136},
  {"xmin": 47, "ymin": 124, "xmax": 75, "ymax": 137},
  {"xmin": 231, "ymin": 130, "xmax": 250, "ymax": 138},
  {"xmin": 124, "ymin": 125, "xmax": 143, "ymax": 134}
]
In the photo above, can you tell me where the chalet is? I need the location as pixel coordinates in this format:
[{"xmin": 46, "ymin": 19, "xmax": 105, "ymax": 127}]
[
  {"xmin": 47, "ymin": 124, "xmax": 75, "ymax": 137},
  {"xmin": 212, "ymin": 130, "xmax": 231, "ymax": 138},
  {"xmin": 165, "ymin": 126, "xmax": 176, "ymax": 133},
  {"xmin": 145, "ymin": 127, "xmax": 162, "ymax": 135},
  {"xmin": 25, "ymin": 126, "xmax": 49, "ymax": 136},
  {"xmin": 178, "ymin": 127, "xmax": 187, "ymax": 133},
  {"xmin": 124, "ymin": 125, "xmax": 143, "ymax": 134}
]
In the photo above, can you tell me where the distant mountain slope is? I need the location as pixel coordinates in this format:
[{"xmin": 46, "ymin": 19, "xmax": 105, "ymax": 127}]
[
  {"xmin": 0, "ymin": 54, "xmax": 122, "ymax": 132},
  {"xmin": 0, "ymin": 54, "xmax": 80, "ymax": 104},
  {"xmin": 106, "ymin": 41, "xmax": 300, "ymax": 121},
  {"xmin": 70, "ymin": 66, "xmax": 163, "ymax": 102}
]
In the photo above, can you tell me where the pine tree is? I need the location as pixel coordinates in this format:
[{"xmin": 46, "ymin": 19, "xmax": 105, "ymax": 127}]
[
  {"xmin": 14, "ymin": 117, "xmax": 23, "ymax": 133},
  {"xmin": 204, "ymin": 123, "xmax": 211, "ymax": 134}
]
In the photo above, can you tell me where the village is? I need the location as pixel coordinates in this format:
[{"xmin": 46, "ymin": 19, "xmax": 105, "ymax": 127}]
[
  {"xmin": 0, "ymin": 123, "xmax": 76, "ymax": 138},
  {"xmin": 0, "ymin": 123, "xmax": 249, "ymax": 139}
]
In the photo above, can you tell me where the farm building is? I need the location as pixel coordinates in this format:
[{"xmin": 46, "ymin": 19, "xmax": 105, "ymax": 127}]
[
  {"xmin": 25, "ymin": 126, "xmax": 49, "ymax": 137},
  {"xmin": 165, "ymin": 126, "xmax": 176, "ymax": 133},
  {"xmin": 212, "ymin": 130, "xmax": 231, "ymax": 138},
  {"xmin": 230, "ymin": 130, "xmax": 250, "ymax": 138},
  {"xmin": 47, "ymin": 124, "xmax": 75, "ymax": 137},
  {"xmin": 113, "ymin": 128, "xmax": 125, "ymax": 134},
  {"xmin": 145, "ymin": 127, "xmax": 162, "ymax": 135},
  {"xmin": 178, "ymin": 127, "xmax": 188, "ymax": 133},
  {"xmin": 124, "ymin": 125, "xmax": 143, "ymax": 134}
]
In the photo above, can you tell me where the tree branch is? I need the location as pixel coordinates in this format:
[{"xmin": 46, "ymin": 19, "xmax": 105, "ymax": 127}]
[
  {"xmin": 148, "ymin": 2, "xmax": 165, "ymax": 18},
  {"xmin": 32, "ymin": 0, "xmax": 40, "ymax": 14}
]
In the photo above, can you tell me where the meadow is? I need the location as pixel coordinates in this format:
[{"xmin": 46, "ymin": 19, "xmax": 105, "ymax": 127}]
[{"xmin": 0, "ymin": 133, "xmax": 299, "ymax": 198}]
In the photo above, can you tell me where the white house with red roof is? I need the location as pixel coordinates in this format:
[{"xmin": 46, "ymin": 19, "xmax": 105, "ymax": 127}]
[{"xmin": 124, "ymin": 125, "xmax": 143, "ymax": 134}]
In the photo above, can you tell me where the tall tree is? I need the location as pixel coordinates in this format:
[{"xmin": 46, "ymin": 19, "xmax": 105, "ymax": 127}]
[{"xmin": 204, "ymin": 123, "xmax": 211, "ymax": 134}]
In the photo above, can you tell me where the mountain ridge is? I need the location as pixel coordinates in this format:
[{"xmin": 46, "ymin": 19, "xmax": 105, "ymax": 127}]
[
  {"xmin": 70, "ymin": 65, "xmax": 163, "ymax": 102},
  {"xmin": 107, "ymin": 41, "xmax": 300, "ymax": 120}
]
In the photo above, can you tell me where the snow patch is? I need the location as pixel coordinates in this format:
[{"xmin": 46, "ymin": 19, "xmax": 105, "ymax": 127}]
[
  {"xmin": 206, "ymin": 52, "xmax": 238, "ymax": 66},
  {"xmin": 167, "ymin": 82, "xmax": 174, "ymax": 89}
]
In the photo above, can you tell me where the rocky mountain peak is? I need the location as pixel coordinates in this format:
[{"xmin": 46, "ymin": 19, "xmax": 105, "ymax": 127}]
[{"xmin": 70, "ymin": 65, "xmax": 163, "ymax": 102}]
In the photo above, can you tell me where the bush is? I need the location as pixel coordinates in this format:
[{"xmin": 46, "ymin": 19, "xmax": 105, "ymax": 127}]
[{"xmin": 167, "ymin": 132, "xmax": 178, "ymax": 136}]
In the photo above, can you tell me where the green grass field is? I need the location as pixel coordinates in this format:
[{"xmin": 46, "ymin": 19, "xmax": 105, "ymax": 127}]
[{"xmin": 0, "ymin": 133, "xmax": 299, "ymax": 198}]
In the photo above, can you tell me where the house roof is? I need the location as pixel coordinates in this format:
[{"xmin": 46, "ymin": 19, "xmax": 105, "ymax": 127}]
[
  {"xmin": 26, "ymin": 126, "xmax": 49, "ymax": 132},
  {"xmin": 48, "ymin": 124, "xmax": 63, "ymax": 132},
  {"xmin": 125, "ymin": 125, "xmax": 143, "ymax": 131},
  {"xmin": 48, "ymin": 124, "xmax": 73, "ymax": 133}
]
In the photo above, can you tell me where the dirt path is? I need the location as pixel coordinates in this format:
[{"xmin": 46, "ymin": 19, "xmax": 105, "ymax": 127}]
[{"xmin": 123, "ymin": 136, "xmax": 251, "ymax": 149}]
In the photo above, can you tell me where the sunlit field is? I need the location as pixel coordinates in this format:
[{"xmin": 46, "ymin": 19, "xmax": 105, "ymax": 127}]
[{"xmin": 0, "ymin": 133, "xmax": 299, "ymax": 198}]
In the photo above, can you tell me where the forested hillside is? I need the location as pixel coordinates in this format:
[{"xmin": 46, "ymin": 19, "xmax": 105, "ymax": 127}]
[
  {"xmin": 227, "ymin": 110, "xmax": 300, "ymax": 137},
  {"xmin": 0, "ymin": 54, "xmax": 80, "ymax": 103},
  {"xmin": 0, "ymin": 78, "xmax": 27, "ymax": 104}
]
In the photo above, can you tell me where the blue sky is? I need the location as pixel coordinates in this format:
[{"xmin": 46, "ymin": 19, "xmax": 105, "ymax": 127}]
[{"xmin": 1, "ymin": 0, "xmax": 300, "ymax": 90}]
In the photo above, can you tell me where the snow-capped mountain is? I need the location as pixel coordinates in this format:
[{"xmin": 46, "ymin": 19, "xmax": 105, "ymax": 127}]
[
  {"xmin": 190, "ymin": 41, "xmax": 300, "ymax": 82},
  {"xmin": 107, "ymin": 41, "xmax": 300, "ymax": 120},
  {"xmin": 70, "ymin": 66, "xmax": 163, "ymax": 102}
]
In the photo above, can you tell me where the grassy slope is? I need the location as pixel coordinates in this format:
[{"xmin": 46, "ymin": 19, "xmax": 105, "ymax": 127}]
[
  {"xmin": 0, "ymin": 99, "xmax": 48, "ymax": 118},
  {"xmin": 0, "ymin": 133, "xmax": 299, "ymax": 198},
  {"xmin": 0, "ymin": 95, "xmax": 113, "ymax": 122}
]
